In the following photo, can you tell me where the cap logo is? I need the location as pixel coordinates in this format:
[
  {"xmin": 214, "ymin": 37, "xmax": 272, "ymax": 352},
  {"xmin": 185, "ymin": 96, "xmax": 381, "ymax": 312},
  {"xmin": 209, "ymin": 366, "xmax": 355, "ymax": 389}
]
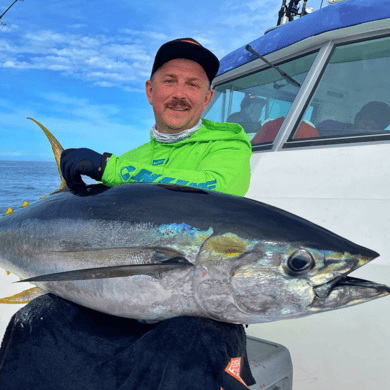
[{"xmin": 181, "ymin": 39, "xmax": 200, "ymax": 46}]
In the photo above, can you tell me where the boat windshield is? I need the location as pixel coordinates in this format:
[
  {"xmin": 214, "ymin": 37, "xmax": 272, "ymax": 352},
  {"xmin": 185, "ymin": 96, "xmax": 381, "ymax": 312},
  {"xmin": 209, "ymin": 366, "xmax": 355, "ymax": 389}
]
[
  {"xmin": 203, "ymin": 52, "xmax": 318, "ymax": 143},
  {"xmin": 291, "ymin": 35, "xmax": 390, "ymax": 142}
]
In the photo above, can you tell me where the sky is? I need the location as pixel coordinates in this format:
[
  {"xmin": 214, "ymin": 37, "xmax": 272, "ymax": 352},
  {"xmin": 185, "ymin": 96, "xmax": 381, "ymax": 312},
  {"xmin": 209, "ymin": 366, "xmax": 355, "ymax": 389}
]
[{"xmin": 0, "ymin": 0, "xmax": 328, "ymax": 161}]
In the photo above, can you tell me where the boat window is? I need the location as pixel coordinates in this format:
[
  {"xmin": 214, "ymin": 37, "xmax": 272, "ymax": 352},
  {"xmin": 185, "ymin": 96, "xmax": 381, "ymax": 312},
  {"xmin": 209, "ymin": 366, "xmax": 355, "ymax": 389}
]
[
  {"xmin": 288, "ymin": 35, "xmax": 390, "ymax": 146},
  {"xmin": 203, "ymin": 52, "xmax": 318, "ymax": 148}
]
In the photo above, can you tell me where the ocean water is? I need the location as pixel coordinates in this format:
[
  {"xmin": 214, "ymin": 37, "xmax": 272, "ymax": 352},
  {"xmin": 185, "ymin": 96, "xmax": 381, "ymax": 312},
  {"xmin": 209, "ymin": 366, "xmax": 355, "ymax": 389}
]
[
  {"xmin": 0, "ymin": 160, "xmax": 62, "ymax": 215},
  {"xmin": 0, "ymin": 160, "xmax": 94, "ymax": 215}
]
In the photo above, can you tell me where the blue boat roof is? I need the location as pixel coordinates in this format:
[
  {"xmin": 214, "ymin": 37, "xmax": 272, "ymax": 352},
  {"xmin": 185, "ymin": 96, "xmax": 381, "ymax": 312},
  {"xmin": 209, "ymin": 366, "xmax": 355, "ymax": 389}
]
[{"xmin": 217, "ymin": 0, "xmax": 390, "ymax": 77}]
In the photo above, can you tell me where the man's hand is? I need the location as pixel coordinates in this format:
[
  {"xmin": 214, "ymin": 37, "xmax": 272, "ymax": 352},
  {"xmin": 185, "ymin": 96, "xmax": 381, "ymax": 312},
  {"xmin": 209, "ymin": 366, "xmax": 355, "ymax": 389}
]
[{"xmin": 60, "ymin": 148, "xmax": 107, "ymax": 189}]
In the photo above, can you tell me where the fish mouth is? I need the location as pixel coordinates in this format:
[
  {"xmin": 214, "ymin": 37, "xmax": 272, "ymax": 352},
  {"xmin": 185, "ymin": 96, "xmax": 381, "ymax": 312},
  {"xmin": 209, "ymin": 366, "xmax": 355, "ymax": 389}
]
[
  {"xmin": 311, "ymin": 276, "xmax": 390, "ymax": 309},
  {"xmin": 309, "ymin": 248, "xmax": 390, "ymax": 309}
]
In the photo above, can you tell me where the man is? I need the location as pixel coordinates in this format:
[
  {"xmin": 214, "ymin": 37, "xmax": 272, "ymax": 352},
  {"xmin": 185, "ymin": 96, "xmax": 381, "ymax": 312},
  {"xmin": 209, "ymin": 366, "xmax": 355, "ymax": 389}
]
[
  {"xmin": 352, "ymin": 101, "xmax": 390, "ymax": 131},
  {"xmin": 0, "ymin": 39, "xmax": 255, "ymax": 390},
  {"xmin": 60, "ymin": 38, "xmax": 251, "ymax": 197},
  {"xmin": 316, "ymin": 101, "xmax": 390, "ymax": 136},
  {"xmin": 227, "ymin": 95, "xmax": 266, "ymax": 135}
]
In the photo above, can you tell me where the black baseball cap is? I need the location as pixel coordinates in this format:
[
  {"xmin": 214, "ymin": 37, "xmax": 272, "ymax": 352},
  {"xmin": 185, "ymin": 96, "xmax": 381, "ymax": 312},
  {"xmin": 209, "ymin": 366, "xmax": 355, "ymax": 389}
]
[{"xmin": 151, "ymin": 38, "xmax": 220, "ymax": 83}]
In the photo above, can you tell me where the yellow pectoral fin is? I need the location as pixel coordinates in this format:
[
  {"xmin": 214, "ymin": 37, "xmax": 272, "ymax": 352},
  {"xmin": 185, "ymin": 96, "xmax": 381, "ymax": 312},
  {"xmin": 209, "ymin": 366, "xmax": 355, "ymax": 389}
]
[{"xmin": 0, "ymin": 287, "xmax": 46, "ymax": 304}]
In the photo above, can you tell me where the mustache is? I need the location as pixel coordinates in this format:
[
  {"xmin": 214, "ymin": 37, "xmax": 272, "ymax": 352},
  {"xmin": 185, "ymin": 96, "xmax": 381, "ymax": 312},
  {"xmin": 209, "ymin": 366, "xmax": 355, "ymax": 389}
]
[{"xmin": 166, "ymin": 99, "xmax": 191, "ymax": 109}]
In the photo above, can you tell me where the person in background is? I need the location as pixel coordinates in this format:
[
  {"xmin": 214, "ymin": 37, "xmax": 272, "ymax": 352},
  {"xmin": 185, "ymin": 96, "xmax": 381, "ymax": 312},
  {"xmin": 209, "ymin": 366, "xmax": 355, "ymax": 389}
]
[
  {"xmin": 316, "ymin": 101, "xmax": 390, "ymax": 135},
  {"xmin": 0, "ymin": 38, "xmax": 255, "ymax": 390},
  {"xmin": 227, "ymin": 95, "xmax": 266, "ymax": 135}
]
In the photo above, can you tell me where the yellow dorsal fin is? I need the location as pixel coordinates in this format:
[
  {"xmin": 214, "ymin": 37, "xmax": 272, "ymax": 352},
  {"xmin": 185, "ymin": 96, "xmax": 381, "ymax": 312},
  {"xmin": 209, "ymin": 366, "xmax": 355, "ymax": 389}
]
[
  {"xmin": 6, "ymin": 270, "xmax": 11, "ymax": 276},
  {"xmin": 20, "ymin": 201, "xmax": 29, "ymax": 208},
  {"xmin": 3, "ymin": 207, "xmax": 14, "ymax": 216},
  {"xmin": 27, "ymin": 117, "xmax": 68, "ymax": 192},
  {"xmin": 0, "ymin": 287, "xmax": 46, "ymax": 304},
  {"xmin": 40, "ymin": 195, "xmax": 46, "ymax": 199}
]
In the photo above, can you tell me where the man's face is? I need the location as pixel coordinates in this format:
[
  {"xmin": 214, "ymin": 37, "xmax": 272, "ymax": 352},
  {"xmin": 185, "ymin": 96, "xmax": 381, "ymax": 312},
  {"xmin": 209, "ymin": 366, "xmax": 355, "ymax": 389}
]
[
  {"xmin": 145, "ymin": 59, "xmax": 214, "ymax": 133},
  {"xmin": 246, "ymin": 102, "xmax": 264, "ymax": 122}
]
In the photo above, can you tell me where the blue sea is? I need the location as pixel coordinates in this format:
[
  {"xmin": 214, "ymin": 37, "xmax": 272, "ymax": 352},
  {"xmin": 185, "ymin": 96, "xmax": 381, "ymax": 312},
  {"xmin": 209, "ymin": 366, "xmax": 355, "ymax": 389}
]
[{"xmin": 0, "ymin": 160, "xmax": 94, "ymax": 215}]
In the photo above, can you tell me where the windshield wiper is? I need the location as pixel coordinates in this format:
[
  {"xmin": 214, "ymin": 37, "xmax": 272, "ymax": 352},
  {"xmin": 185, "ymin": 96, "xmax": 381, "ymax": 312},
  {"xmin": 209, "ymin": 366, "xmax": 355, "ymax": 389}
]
[{"xmin": 245, "ymin": 45, "xmax": 301, "ymax": 88}]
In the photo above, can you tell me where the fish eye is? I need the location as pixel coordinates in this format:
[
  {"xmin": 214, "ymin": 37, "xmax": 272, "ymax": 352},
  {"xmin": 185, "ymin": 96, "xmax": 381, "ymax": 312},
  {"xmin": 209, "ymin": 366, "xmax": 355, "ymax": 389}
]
[{"xmin": 287, "ymin": 249, "xmax": 314, "ymax": 273}]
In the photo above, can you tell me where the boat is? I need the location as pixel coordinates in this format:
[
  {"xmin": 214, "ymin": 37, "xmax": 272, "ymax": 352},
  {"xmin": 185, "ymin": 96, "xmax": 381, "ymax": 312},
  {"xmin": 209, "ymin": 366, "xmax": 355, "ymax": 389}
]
[
  {"xmin": 203, "ymin": 0, "xmax": 390, "ymax": 388},
  {"xmin": 0, "ymin": 1, "xmax": 389, "ymax": 388}
]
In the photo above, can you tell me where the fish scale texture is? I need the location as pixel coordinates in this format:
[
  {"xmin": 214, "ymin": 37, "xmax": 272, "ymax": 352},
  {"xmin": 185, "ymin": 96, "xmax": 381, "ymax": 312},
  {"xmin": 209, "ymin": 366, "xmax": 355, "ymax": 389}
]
[{"xmin": 0, "ymin": 294, "xmax": 255, "ymax": 390}]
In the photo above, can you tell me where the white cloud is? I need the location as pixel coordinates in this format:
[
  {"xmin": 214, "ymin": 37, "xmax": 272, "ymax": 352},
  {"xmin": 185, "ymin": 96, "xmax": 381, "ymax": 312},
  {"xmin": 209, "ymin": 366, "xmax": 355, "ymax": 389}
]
[
  {"xmin": 0, "ymin": 0, "xmax": 286, "ymax": 93},
  {"xmin": 120, "ymin": 29, "xmax": 168, "ymax": 41},
  {"xmin": 0, "ymin": 28, "xmax": 160, "ymax": 90},
  {"xmin": 219, "ymin": 0, "xmax": 278, "ymax": 29}
]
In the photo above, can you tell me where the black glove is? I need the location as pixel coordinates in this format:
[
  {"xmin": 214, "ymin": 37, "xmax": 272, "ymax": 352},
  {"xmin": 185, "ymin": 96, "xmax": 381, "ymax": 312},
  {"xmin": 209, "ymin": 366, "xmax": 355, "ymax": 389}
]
[{"xmin": 60, "ymin": 148, "xmax": 112, "ymax": 189}]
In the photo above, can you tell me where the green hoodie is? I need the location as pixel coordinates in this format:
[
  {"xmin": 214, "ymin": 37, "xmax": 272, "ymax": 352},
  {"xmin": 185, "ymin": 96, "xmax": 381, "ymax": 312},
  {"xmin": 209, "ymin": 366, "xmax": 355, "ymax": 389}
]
[{"xmin": 102, "ymin": 118, "xmax": 252, "ymax": 196}]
